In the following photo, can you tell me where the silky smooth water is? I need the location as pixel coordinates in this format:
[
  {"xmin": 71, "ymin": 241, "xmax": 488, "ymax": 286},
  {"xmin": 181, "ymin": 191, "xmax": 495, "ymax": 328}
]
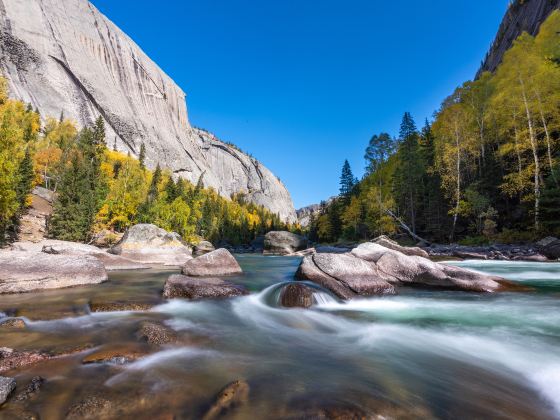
[{"xmin": 1, "ymin": 256, "xmax": 560, "ymax": 419}]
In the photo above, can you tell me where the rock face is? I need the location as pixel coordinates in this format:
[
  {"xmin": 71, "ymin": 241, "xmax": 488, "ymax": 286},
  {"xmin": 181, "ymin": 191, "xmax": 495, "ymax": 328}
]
[
  {"xmin": 536, "ymin": 237, "xmax": 560, "ymax": 260},
  {"xmin": 182, "ymin": 248, "xmax": 242, "ymax": 277},
  {"xmin": 0, "ymin": 0, "xmax": 296, "ymax": 223},
  {"xmin": 109, "ymin": 224, "xmax": 192, "ymax": 266},
  {"xmin": 264, "ymin": 231, "xmax": 308, "ymax": 256},
  {"xmin": 0, "ymin": 251, "xmax": 107, "ymax": 293},
  {"xmin": 478, "ymin": 0, "xmax": 560, "ymax": 76},
  {"xmin": 0, "ymin": 376, "xmax": 16, "ymax": 405},
  {"xmin": 296, "ymin": 243, "xmax": 516, "ymax": 299},
  {"xmin": 163, "ymin": 274, "xmax": 249, "ymax": 300}
]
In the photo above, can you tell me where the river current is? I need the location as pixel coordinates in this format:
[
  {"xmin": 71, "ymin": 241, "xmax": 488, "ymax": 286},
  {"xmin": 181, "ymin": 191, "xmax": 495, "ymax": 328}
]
[{"xmin": 1, "ymin": 256, "xmax": 560, "ymax": 419}]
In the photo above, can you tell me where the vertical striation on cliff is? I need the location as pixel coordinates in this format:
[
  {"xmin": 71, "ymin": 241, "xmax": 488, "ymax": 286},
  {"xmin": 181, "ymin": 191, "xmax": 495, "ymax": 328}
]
[
  {"xmin": 478, "ymin": 0, "xmax": 560, "ymax": 76},
  {"xmin": 0, "ymin": 0, "xmax": 297, "ymax": 222}
]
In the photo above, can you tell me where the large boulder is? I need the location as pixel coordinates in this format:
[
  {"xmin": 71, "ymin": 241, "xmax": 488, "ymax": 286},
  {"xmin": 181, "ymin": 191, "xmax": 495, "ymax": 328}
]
[
  {"xmin": 163, "ymin": 275, "xmax": 249, "ymax": 300},
  {"xmin": 536, "ymin": 237, "xmax": 560, "ymax": 260},
  {"xmin": 0, "ymin": 251, "xmax": 108, "ymax": 294},
  {"xmin": 109, "ymin": 224, "xmax": 192, "ymax": 266},
  {"xmin": 182, "ymin": 249, "xmax": 242, "ymax": 277},
  {"xmin": 264, "ymin": 231, "xmax": 308, "ymax": 256},
  {"xmin": 193, "ymin": 240, "xmax": 216, "ymax": 257},
  {"xmin": 372, "ymin": 235, "xmax": 430, "ymax": 258},
  {"xmin": 296, "ymin": 243, "xmax": 519, "ymax": 299}
]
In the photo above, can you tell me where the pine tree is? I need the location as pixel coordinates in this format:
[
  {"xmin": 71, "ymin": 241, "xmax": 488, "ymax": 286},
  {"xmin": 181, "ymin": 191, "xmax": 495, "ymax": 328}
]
[
  {"xmin": 339, "ymin": 159, "xmax": 356, "ymax": 199},
  {"xmin": 16, "ymin": 147, "xmax": 34, "ymax": 210},
  {"xmin": 139, "ymin": 143, "xmax": 146, "ymax": 170}
]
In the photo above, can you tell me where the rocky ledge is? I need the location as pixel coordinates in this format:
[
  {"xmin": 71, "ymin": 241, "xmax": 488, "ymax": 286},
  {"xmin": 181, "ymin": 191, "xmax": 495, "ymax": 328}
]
[
  {"xmin": 296, "ymin": 241, "xmax": 523, "ymax": 299},
  {"xmin": 0, "ymin": 252, "xmax": 108, "ymax": 294}
]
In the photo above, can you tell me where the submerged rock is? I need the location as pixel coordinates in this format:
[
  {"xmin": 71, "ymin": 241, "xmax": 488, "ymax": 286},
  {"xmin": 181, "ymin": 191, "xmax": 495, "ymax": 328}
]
[
  {"xmin": 202, "ymin": 380, "xmax": 250, "ymax": 420},
  {"xmin": 136, "ymin": 321, "xmax": 178, "ymax": 346},
  {"xmin": 82, "ymin": 344, "xmax": 150, "ymax": 365},
  {"xmin": 0, "ymin": 348, "xmax": 49, "ymax": 374},
  {"xmin": 163, "ymin": 275, "xmax": 249, "ymax": 300},
  {"xmin": 14, "ymin": 376, "xmax": 45, "ymax": 402},
  {"xmin": 0, "ymin": 252, "xmax": 107, "ymax": 294},
  {"xmin": 372, "ymin": 235, "xmax": 430, "ymax": 258},
  {"xmin": 536, "ymin": 237, "xmax": 560, "ymax": 260},
  {"xmin": 88, "ymin": 301, "xmax": 154, "ymax": 313},
  {"xmin": 182, "ymin": 248, "xmax": 242, "ymax": 277},
  {"xmin": 264, "ymin": 231, "xmax": 308, "ymax": 256},
  {"xmin": 279, "ymin": 283, "xmax": 314, "ymax": 308},
  {"xmin": 194, "ymin": 241, "xmax": 216, "ymax": 257},
  {"xmin": 110, "ymin": 224, "xmax": 192, "ymax": 266},
  {"xmin": 0, "ymin": 318, "xmax": 26, "ymax": 330},
  {"xmin": 0, "ymin": 376, "xmax": 16, "ymax": 405}
]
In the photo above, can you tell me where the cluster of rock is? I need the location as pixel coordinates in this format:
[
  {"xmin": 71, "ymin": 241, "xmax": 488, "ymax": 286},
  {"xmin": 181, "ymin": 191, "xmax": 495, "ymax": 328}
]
[{"xmin": 295, "ymin": 237, "xmax": 521, "ymax": 300}]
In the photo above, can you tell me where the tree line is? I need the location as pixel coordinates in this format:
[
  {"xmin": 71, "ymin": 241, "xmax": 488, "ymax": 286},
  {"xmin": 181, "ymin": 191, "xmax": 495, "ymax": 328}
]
[
  {"xmin": 0, "ymin": 80, "xmax": 292, "ymax": 246},
  {"xmin": 308, "ymin": 11, "xmax": 560, "ymax": 245}
]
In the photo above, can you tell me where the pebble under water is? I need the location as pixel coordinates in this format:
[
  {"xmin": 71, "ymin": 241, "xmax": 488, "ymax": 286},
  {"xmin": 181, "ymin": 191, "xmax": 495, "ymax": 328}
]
[{"xmin": 1, "ymin": 255, "xmax": 560, "ymax": 419}]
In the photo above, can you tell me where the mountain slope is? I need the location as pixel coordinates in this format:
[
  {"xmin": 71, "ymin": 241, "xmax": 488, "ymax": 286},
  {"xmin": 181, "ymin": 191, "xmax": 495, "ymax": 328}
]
[
  {"xmin": 0, "ymin": 0, "xmax": 296, "ymax": 222},
  {"xmin": 478, "ymin": 0, "xmax": 560, "ymax": 76}
]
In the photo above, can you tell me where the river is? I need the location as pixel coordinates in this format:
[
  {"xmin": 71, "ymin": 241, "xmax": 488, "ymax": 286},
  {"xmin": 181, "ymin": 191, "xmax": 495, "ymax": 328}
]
[{"xmin": 1, "ymin": 256, "xmax": 560, "ymax": 419}]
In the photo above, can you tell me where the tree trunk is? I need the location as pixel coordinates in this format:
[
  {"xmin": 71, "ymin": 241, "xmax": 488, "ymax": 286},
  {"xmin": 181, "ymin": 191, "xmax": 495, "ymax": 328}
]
[
  {"xmin": 535, "ymin": 91, "xmax": 558, "ymax": 186},
  {"xmin": 450, "ymin": 121, "xmax": 461, "ymax": 242}
]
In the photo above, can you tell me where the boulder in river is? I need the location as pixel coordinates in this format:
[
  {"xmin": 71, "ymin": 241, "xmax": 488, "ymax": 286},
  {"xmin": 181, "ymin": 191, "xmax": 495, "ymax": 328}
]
[
  {"xmin": 0, "ymin": 376, "xmax": 16, "ymax": 405},
  {"xmin": 109, "ymin": 224, "xmax": 192, "ymax": 266},
  {"xmin": 279, "ymin": 283, "xmax": 315, "ymax": 308},
  {"xmin": 372, "ymin": 235, "xmax": 430, "ymax": 258},
  {"xmin": 202, "ymin": 380, "xmax": 250, "ymax": 420},
  {"xmin": 264, "ymin": 231, "xmax": 308, "ymax": 256},
  {"xmin": 0, "ymin": 318, "xmax": 26, "ymax": 330},
  {"xmin": 0, "ymin": 251, "xmax": 108, "ymax": 294},
  {"xmin": 536, "ymin": 237, "xmax": 560, "ymax": 260},
  {"xmin": 182, "ymin": 248, "xmax": 242, "ymax": 277},
  {"xmin": 163, "ymin": 275, "xmax": 249, "ymax": 300},
  {"xmin": 194, "ymin": 240, "xmax": 216, "ymax": 257},
  {"xmin": 136, "ymin": 321, "xmax": 178, "ymax": 346}
]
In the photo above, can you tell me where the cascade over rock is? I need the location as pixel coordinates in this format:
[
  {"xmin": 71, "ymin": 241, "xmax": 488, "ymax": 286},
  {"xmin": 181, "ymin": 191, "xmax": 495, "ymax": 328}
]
[{"xmin": 0, "ymin": 0, "xmax": 296, "ymax": 223}]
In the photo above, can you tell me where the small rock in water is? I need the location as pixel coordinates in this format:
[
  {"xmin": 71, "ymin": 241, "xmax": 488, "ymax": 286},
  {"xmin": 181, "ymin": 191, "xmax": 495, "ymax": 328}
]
[
  {"xmin": 89, "ymin": 301, "xmax": 154, "ymax": 313},
  {"xmin": 202, "ymin": 379, "xmax": 250, "ymax": 420},
  {"xmin": 136, "ymin": 321, "xmax": 178, "ymax": 346},
  {"xmin": 15, "ymin": 376, "xmax": 45, "ymax": 401},
  {"xmin": 0, "ymin": 318, "xmax": 26, "ymax": 329},
  {"xmin": 0, "ymin": 348, "xmax": 50, "ymax": 374},
  {"xmin": 194, "ymin": 240, "xmax": 216, "ymax": 257},
  {"xmin": 82, "ymin": 344, "xmax": 150, "ymax": 365},
  {"xmin": 280, "ymin": 283, "xmax": 314, "ymax": 309},
  {"xmin": 0, "ymin": 376, "xmax": 16, "ymax": 405},
  {"xmin": 182, "ymin": 248, "xmax": 243, "ymax": 277},
  {"xmin": 163, "ymin": 275, "xmax": 249, "ymax": 300}
]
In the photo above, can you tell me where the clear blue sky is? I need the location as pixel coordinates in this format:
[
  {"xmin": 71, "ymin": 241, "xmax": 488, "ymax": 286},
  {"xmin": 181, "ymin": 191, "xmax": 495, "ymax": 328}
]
[{"xmin": 92, "ymin": 0, "xmax": 508, "ymax": 209}]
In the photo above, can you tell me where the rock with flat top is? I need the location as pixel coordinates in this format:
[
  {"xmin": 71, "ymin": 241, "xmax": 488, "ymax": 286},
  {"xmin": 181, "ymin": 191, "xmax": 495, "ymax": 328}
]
[
  {"xmin": 110, "ymin": 224, "xmax": 192, "ymax": 266},
  {"xmin": 264, "ymin": 231, "xmax": 308, "ymax": 256},
  {"xmin": 0, "ymin": 376, "xmax": 16, "ymax": 405},
  {"xmin": 163, "ymin": 275, "xmax": 248, "ymax": 300},
  {"xmin": 182, "ymin": 249, "xmax": 242, "ymax": 277},
  {"xmin": 0, "ymin": 251, "xmax": 107, "ymax": 294}
]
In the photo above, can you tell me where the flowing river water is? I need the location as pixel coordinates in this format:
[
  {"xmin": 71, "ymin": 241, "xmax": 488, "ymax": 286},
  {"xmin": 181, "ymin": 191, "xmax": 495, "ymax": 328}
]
[{"xmin": 1, "ymin": 256, "xmax": 560, "ymax": 419}]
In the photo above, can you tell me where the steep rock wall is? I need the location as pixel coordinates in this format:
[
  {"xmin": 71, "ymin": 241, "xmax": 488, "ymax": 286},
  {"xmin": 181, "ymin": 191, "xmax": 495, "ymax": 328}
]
[
  {"xmin": 478, "ymin": 0, "xmax": 560, "ymax": 76},
  {"xmin": 0, "ymin": 0, "xmax": 296, "ymax": 222}
]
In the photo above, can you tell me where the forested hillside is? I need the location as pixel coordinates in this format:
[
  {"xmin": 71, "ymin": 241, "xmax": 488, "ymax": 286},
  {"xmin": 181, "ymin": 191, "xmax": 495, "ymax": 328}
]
[
  {"xmin": 309, "ymin": 11, "xmax": 560, "ymax": 245},
  {"xmin": 0, "ymin": 77, "xmax": 291, "ymax": 246}
]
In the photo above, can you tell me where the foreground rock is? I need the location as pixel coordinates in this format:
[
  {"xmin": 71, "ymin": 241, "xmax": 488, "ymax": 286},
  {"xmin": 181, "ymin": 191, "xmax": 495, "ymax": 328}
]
[
  {"xmin": 194, "ymin": 241, "xmax": 216, "ymax": 257},
  {"xmin": 372, "ymin": 235, "xmax": 430, "ymax": 258},
  {"xmin": 0, "ymin": 252, "xmax": 107, "ymax": 294},
  {"xmin": 536, "ymin": 237, "xmax": 560, "ymax": 260},
  {"xmin": 163, "ymin": 275, "xmax": 249, "ymax": 300},
  {"xmin": 202, "ymin": 380, "xmax": 250, "ymax": 420},
  {"xmin": 182, "ymin": 249, "xmax": 242, "ymax": 277},
  {"xmin": 279, "ymin": 283, "xmax": 314, "ymax": 308},
  {"xmin": 264, "ymin": 231, "xmax": 308, "ymax": 256},
  {"xmin": 0, "ymin": 376, "xmax": 16, "ymax": 405},
  {"xmin": 297, "ymin": 243, "xmax": 520, "ymax": 299},
  {"xmin": 110, "ymin": 224, "xmax": 192, "ymax": 266}
]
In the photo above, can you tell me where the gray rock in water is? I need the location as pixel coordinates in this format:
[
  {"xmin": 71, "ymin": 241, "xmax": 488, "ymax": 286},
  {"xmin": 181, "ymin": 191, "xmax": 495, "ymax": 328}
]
[
  {"xmin": 0, "ymin": 376, "xmax": 16, "ymax": 405},
  {"xmin": 264, "ymin": 231, "xmax": 308, "ymax": 256},
  {"xmin": 163, "ymin": 275, "xmax": 249, "ymax": 300},
  {"xmin": 372, "ymin": 235, "xmax": 430, "ymax": 258},
  {"xmin": 182, "ymin": 248, "xmax": 242, "ymax": 277},
  {"xmin": 193, "ymin": 241, "xmax": 216, "ymax": 257},
  {"xmin": 536, "ymin": 237, "xmax": 560, "ymax": 260},
  {"xmin": 0, "ymin": 251, "xmax": 108, "ymax": 294},
  {"xmin": 110, "ymin": 224, "xmax": 192, "ymax": 266},
  {"xmin": 0, "ymin": 0, "xmax": 296, "ymax": 223}
]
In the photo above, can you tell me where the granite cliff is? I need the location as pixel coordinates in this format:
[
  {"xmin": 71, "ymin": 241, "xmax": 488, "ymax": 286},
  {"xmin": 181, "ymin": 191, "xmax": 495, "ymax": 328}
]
[
  {"xmin": 0, "ymin": 0, "xmax": 296, "ymax": 222},
  {"xmin": 478, "ymin": 0, "xmax": 560, "ymax": 76}
]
